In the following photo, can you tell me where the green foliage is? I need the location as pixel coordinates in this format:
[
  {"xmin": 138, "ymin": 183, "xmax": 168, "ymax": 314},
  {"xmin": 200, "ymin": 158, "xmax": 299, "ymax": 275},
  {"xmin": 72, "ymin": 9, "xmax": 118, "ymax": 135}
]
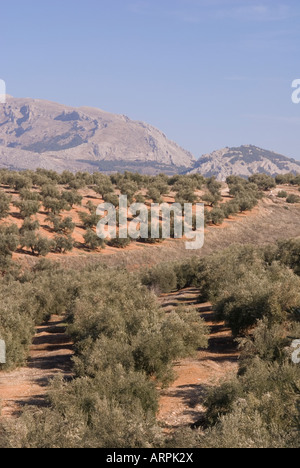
[
  {"xmin": 0, "ymin": 265, "xmax": 208, "ymax": 447},
  {"xmin": 19, "ymin": 218, "xmax": 40, "ymax": 235},
  {"xmin": 0, "ymin": 264, "xmax": 79, "ymax": 370},
  {"xmin": 141, "ymin": 264, "xmax": 178, "ymax": 294},
  {"xmin": 43, "ymin": 197, "xmax": 68, "ymax": 215},
  {"xmin": 61, "ymin": 190, "xmax": 83, "ymax": 208},
  {"xmin": 13, "ymin": 200, "xmax": 40, "ymax": 219},
  {"xmin": 41, "ymin": 184, "xmax": 60, "ymax": 199},
  {"xmin": 108, "ymin": 236, "xmax": 131, "ymax": 249},
  {"xmin": 170, "ymin": 175, "xmax": 202, "ymax": 192},
  {"xmin": 117, "ymin": 180, "xmax": 138, "ymax": 203},
  {"xmin": 83, "ymin": 229, "xmax": 105, "ymax": 250},
  {"xmin": 175, "ymin": 188, "xmax": 197, "ymax": 204},
  {"xmin": 147, "ymin": 187, "xmax": 163, "ymax": 204},
  {"xmin": 93, "ymin": 174, "xmax": 114, "ymax": 198},
  {"xmin": 201, "ymin": 192, "xmax": 219, "ymax": 207},
  {"xmin": 53, "ymin": 235, "xmax": 74, "ymax": 254},
  {"xmin": 248, "ymin": 174, "xmax": 276, "ymax": 191},
  {"xmin": 85, "ymin": 200, "xmax": 97, "ymax": 214},
  {"xmin": 148, "ymin": 179, "xmax": 169, "ymax": 196},
  {"xmin": 202, "ymin": 247, "xmax": 300, "ymax": 336},
  {"xmin": 46, "ymin": 215, "xmax": 75, "ymax": 234},
  {"xmin": 275, "ymin": 173, "xmax": 295, "ymax": 185},
  {"xmin": 67, "ymin": 267, "xmax": 208, "ymax": 386},
  {"xmin": 19, "ymin": 189, "xmax": 41, "ymax": 201},
  {"xmin": 0, "ymin": 191, "xmax": 11, "ymax": 219},
  {"xmin": 21, "ymin": 232, "xmax": 53, "ymax": 256},
  {"xmin": 277, "ymin": 190, "xmax": 288, "ymax": 198},
  {"xmin": 210, "ymin": 207, "xmax": 225, "ymax": 225},
  {"xmin": 11, "ymin": 174, "xmax": 33, "ymax": 192},
  {"xmin": 79, "ymin": 211, "xmax": 101, "ymax": 229},
  {"xmin": 0, "ymin": 225, "xmax": 19, "ymax": 270},
  {"xmin": 275, "ymin": 238, "xmax": 300, "ymax": 275},
  {"xmin": 286, "ymin": 194, "xmax": 300, "ymax": 204},
  {"xmin": 135, "ymin": 193, "xmax": 146, "ymax": 204},
  {"xmin": 206, "ymin": 176, "xmax": 222, "ymax": 195},
  {"xmin": 102, "ymin": 193, "xmax": 119, "ymax": 207}
]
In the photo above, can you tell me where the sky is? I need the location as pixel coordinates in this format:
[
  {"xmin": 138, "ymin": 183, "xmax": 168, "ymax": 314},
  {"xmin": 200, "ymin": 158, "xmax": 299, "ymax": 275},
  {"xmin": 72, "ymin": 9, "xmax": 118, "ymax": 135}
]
[{"xmin": 1, "ymin": 0, "xmax": 300, "ymax": 160}]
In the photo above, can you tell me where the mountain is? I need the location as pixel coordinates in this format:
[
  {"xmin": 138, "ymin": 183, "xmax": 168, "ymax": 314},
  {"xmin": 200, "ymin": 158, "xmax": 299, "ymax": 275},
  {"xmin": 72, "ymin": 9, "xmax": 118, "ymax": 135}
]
[
  {"xmin": 0, "ymin": 96, "xmax": 195, "ymax": 175},
  {"xmin": 187, "ymin": 145, "xmax": 300, "ymax": 181}
]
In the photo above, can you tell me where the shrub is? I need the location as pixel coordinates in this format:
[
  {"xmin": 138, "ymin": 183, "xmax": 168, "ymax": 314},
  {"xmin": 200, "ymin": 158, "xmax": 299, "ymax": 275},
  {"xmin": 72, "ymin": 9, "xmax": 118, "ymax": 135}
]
[
  {"xmin": 286, "ymin": 194, "xmax": 300, "ymax": 204},
  {"xmin": 83, "ymin": 229, "xmax": 105, "ymax": 251},
  {"xmin": 248, "ymin": 174, "xmax": 276, "ymax": 191},
  {"xmin": 206, "ymin": 177, "xmax": 222, "ymax": 195},
  {"xmin": 210, "ymin": 207, "xmax": 225, "ymax": 225},
  {"xmin": 21, "ymin": 232, "xmax": 53, "ymax": 256},
  {"xmin": 79, "ymin": 211, "xmax": 101, "ymax": 229},
  {"xmin": 67, "ymin": 267, "xmax": 208, "ymax": 386},
  {"xmin": 135, "ymin": 193, "xmax": 146, "ymax": 204},
  {"xmin": 12, "ymin": 175, "xmax": 33, "ymax": 192},
  {"xmin": 41, "ymin": 184, "xmax": 60, "ymax": 199},
  {"xmin": 19, "ymin": 218, "xmax": 40, "ymax": 235},
  {"xmin": 13, "ymin": 200, "xmax": 40, "ymax": 219},
  {"xmin": 175, "ymin": 188, "xmax": 197, "ymax": 204},
  {"xmin": 108, "ymin": 236, "xmax": 131, "ymax": 249},
  {"xmin": 53, "ymin": 235, "xmax": 74, "ymax": 254},
  {"xmin": 148, "ymin": 180, "xmax": 169, "ymax": 196},
  {"xmin": 275, "ymin": 173, "xmax": 295, "ymax": 185},
  {"xmin": 85, "ymin": 201, "xmax": 97, "ymax": 214},
  {"xmin": 221, "ymin": 200, "xmax": 239, "ymax": 218},
  {"xmin": 235, "ymin": 194, "xmax": 258, "ymax": 212},
  {"xmin": 276, "ymin": 238, "xmax": 300, "ymax": 275},
  {"xmin": 147, "ymin": 188, "xmax": 163, "ymax": 204},
  {"xmin": 201, "ymin": 192, "xmax": 221, "ymax": 207},
  {"xmin": 290, "ymin": 174, "xmax": 300, "ymax": 186},
  {"xmin": 0, "ymin": 291, "xmax": 35, "ymax": 369},
  {"xmin": 61, "ymin": 190, "xmax": 83, "ymax": 208},
  {"xmin": 0, "ymin": 191, "xmax": 11, "ymax": 219},
  {"xmin": 0, "ymin": 225, "xmax": 19, "ymax": 261},
  {"xmin": 117, "ymin": 181, "xmax": 138, "ymax": 203},
  {"xmin": 277, "ymin": 190, "xmax": 288, "ymax": 198},
  {"xmin": 46, "ymin": 215, "xmax": 75, "ymax": 234},
  {"xmin": 204, "ymin": 209, "xmax": 212, "ymax": 226},
  {"xmin": 214, "ymin": 263, "xmax": 300, "ymax": 336},
  {"xmin": 102, "ymin": 193, "xmax": 119, "ymax": 207},
  {"xmin": 141, "ymin": 264, "xmax": 178, "ymax": 294},
  {"xmin": 19, "ymin": 189, "xmax": 41, "ymax": 201},
  {"xmin": 43, "ymin": 197, "xmax": 68, "ymax": 215},
  {"xmin": 94, "ymin": 177, "xmax": 114, "ymax": 198}
]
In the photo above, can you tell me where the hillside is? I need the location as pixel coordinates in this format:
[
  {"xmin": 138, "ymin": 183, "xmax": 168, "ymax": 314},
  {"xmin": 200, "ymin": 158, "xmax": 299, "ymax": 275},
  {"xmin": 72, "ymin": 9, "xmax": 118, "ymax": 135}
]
[
  {"xmin": 187, "ymin": 145, "xmax": 300, "ymax": 181},
  {"xmin": 0, "ymin": 97, "xmax": 195, "ymax": 175}
]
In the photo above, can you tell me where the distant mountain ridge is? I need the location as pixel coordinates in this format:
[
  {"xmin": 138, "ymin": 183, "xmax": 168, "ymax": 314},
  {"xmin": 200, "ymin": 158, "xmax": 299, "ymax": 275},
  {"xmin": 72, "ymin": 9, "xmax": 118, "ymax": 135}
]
[
  {"xmin": 187, "ymin": 145, "xmax": 300, "ymax": 181},
  {"xmin": 0, "ymin": 96, "xmax": 195, "ymax": 175},
  {"xmin": 1, "ymin": 98, "xmax": 299, "ymax": 180}
]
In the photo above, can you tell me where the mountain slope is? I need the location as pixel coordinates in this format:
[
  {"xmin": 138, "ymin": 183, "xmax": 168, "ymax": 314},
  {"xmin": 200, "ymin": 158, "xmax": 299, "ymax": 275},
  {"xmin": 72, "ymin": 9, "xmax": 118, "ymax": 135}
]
[
  {"xmin": 187, "ymin": 145, "xmax": 300, "ymax": 181},
  {"xmin": 0, "ymin": 96, "xmax": 195, "ymax": 174}
]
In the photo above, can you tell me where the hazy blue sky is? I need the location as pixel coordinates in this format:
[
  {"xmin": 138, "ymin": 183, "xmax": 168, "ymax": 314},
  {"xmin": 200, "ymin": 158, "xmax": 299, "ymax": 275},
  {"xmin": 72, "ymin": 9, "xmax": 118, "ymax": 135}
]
[{"xmin": 1, "ymin": 0, "xmax": 300, "ymax": 159}]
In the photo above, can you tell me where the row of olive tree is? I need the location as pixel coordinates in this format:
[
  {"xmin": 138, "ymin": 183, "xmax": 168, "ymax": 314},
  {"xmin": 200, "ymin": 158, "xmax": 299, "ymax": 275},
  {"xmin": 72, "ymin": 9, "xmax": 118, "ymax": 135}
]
[{"xmin": 0, "ymin": 262, "xmax": 209, "ymax": 448}]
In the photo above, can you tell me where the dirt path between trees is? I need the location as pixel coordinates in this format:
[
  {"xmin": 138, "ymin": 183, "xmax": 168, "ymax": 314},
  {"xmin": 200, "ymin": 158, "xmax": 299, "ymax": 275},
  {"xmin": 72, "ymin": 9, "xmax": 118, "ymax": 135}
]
[
  {"xmin": 0, "ymin": 289, "xmax": 237, "ymax": 428},
  {"xmin": 158, "ymin": 288, "xmax": 239, "ymax": 430},
  {"xmin": 0, "ymin": 316, "xmax": 73, "ymax": 418}
]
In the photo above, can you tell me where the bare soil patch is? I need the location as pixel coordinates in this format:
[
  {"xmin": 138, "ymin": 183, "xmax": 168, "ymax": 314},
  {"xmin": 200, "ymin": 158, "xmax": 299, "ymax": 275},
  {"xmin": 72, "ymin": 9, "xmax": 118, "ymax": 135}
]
[{"xmin": 158, "ymin": 288, "xmax": 238, "ymax": 430}]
